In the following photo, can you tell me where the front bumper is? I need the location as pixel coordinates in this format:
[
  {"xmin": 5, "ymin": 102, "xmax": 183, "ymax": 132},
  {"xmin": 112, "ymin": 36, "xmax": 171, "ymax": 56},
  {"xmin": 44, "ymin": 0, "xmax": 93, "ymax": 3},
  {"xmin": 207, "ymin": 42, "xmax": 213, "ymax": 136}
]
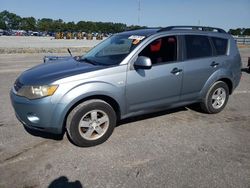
[{"xmin": 10, "ymin": 90, "xmax": 63, "ymax": 134}]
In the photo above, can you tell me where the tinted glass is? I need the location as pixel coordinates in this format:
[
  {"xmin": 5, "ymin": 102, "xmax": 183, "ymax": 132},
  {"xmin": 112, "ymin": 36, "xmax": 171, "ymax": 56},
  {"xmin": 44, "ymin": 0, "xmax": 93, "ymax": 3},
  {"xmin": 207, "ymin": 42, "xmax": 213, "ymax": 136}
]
[
  {"xmin": 81, "ymin": 34, "xmax": 146, "ymax": 66},
  {"xmin": 185, "ymin": 35, "xmax": 212, "ymax": 59},
  {"xmin": 212, "ymin": 37, "xmax": 228, "ymax": 56},
  {"xmin": 139, "ymin": 36, "xmax": 177, "ymax": 64}
]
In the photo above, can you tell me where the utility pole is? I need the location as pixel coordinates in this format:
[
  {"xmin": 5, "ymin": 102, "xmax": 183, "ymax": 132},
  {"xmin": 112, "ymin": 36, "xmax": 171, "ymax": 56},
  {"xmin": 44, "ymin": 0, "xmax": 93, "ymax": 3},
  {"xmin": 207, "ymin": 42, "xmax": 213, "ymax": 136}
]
[{"xmin": 138, "ymin": 0, "xmax": 141, "ymax": 25}]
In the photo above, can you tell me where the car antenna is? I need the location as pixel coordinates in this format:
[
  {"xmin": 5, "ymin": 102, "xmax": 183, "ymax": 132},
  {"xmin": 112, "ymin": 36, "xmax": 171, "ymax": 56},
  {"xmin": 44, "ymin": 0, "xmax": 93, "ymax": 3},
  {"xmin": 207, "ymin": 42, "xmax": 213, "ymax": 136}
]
[{"xmin": 67, "ymin": 48, "xmax": 72, "ymax": 56}]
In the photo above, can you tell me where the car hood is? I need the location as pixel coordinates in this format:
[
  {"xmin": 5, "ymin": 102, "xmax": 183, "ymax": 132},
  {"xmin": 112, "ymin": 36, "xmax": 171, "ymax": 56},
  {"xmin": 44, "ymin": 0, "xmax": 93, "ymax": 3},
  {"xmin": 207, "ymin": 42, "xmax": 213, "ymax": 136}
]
[{"xmin": 18, "ymin": 57, "xmax": 105, "ymax": 85}]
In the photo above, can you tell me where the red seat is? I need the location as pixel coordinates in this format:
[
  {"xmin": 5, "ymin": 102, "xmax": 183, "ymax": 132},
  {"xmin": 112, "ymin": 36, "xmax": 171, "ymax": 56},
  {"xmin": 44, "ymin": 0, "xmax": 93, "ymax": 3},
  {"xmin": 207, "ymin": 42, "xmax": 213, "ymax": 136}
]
[{"xmin": 150, "ymin": 39, "xmax": 162, "ymax": 52}]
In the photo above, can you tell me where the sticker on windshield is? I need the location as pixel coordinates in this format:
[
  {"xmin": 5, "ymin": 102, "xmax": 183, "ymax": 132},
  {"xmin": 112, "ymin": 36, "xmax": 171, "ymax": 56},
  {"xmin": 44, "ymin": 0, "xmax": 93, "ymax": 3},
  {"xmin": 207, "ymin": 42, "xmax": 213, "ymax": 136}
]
[
  {"xmin": 129, "ymin": 35, "xmax": 145, "ymax": 45},
  {"xmin": 128, "ymin": 35, "xmax": 145, "ymax": 40}
]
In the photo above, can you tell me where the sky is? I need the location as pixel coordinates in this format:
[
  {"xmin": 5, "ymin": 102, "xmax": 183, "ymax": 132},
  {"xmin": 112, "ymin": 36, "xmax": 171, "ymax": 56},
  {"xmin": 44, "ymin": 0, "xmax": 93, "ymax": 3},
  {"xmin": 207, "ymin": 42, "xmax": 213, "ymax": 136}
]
[{"xmin": 0, "ymin": 0, "xmax": 250, "ymax": 31}]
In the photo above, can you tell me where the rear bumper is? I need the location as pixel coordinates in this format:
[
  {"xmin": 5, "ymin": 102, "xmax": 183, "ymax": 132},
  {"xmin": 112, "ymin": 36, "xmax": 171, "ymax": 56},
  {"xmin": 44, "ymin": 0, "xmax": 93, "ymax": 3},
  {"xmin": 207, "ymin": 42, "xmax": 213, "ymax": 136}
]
[{"xmin": 233, "ymin": 69, "xmax": 242, "ymax": 92}]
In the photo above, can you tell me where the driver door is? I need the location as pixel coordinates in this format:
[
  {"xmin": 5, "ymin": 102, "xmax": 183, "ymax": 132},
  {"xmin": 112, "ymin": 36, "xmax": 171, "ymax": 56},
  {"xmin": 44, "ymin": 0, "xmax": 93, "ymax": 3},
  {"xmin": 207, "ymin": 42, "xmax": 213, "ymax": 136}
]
[{"xmin": 126, "ymin": 36, "xmax": 183, "ymax": 113}]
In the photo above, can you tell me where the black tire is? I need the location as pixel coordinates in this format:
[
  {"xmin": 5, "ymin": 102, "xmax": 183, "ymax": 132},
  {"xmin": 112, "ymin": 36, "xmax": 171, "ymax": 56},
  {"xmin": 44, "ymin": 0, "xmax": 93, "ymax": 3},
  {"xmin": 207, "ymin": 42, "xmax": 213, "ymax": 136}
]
[
  {"xmin": 200, "ymin": 81, "xmax": 229, "ymax": 114},
  {"xmin": 66, "ymin": 99, "xmax": 117, "ymax": 147}
]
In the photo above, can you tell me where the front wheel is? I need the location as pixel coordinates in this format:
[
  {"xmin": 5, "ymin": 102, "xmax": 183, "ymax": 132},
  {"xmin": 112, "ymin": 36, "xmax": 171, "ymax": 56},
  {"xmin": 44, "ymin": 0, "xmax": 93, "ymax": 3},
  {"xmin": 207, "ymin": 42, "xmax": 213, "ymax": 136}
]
[
  {"xmin": 200, "ymin": 81, "xmax": 229, "ymax": 114},
  {"xmin": 66, "ymin": 99, "xmax": 117, "ymax": 147}
]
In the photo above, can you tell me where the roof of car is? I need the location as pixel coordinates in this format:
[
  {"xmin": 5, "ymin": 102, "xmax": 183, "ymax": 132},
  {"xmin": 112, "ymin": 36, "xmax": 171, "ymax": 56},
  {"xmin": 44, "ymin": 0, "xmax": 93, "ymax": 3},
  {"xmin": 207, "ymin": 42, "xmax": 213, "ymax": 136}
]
[
  {"xmin": 118, "ymin": 28, "xmax": 159, "ymax": 37},
  {"xmin": 117, "ymin": 26, "xmax": 228, "ymax": 38}
]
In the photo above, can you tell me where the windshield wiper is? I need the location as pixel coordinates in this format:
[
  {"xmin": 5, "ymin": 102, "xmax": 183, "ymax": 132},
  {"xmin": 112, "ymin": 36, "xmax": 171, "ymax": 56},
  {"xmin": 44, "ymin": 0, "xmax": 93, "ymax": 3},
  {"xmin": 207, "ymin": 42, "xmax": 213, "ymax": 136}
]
[{"xmin": 79, "ymin": 58, "xmax": 98, "ymax": 65}]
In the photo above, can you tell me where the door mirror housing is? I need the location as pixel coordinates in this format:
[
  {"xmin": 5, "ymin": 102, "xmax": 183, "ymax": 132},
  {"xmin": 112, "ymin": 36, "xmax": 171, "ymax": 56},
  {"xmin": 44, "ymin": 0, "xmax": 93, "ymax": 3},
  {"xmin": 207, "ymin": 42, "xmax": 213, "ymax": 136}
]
[{"xmin": 134, "ymin": 56, "xmax": 152, "ymax": 69}]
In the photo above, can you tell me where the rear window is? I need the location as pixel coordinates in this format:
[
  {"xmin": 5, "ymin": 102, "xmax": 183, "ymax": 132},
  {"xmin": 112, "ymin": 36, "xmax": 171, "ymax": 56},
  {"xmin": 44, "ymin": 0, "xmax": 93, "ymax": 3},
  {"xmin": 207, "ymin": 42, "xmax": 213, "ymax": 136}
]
[
  {"xmin": 211, "ymin": 37, "xmax": 228, "ymax": 56},
  {"xmin": 185, "ymin": 35, "xmax": 212, "ymax": 59}
]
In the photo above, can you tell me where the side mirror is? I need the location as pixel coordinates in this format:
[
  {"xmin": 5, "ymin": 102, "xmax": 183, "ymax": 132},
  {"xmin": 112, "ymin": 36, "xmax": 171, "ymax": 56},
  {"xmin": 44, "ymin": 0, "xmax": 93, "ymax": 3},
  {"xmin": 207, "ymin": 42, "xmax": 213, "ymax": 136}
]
[{"xmin": 134, "ymin": 56, "xmax": 152, "ymax": 69}]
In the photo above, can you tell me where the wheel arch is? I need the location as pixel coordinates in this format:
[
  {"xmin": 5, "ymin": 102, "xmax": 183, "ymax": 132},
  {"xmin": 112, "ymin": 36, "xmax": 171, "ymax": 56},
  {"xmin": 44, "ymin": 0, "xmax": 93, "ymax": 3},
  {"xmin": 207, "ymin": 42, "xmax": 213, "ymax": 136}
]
[
  {"xmin": 62, "ymin": 95, "xmax": 121, "ymax": 132},
  {"xmin": 200, "ymin": 68, "xmax": 234, "ymax": 99},
  {"xmin": 218, "ymin": 78, "xmax": 233, "ymax": 95}
]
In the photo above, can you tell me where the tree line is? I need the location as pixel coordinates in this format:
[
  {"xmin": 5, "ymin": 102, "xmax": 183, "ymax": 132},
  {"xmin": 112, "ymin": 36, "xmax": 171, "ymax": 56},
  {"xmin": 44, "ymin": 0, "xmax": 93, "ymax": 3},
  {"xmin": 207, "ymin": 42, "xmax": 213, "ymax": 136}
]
[
  {"xmin": 0, "ymin": 10, "xmax": 145, "ymax": 33},
  {"xmin": 1, "ymin": 10, "xmax": 250, "ymax": 35},
  {"xmin": 228, "ymin": 28, "xmax": 250, "ymax": 36}
]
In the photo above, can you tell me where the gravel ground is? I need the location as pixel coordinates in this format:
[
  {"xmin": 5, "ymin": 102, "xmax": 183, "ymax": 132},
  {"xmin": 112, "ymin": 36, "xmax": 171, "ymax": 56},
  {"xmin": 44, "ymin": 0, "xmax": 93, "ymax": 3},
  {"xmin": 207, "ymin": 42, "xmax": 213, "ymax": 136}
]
[
  {"xmin": 0, "ymin": 48, "xmax": 249, "ymax": 188},
  {"xmin": 0, "ymin": 36, "xmax": 102, "ymax": 54},
  {"xmin": 0, "ymin": 36, "xmax": 101, "ymax": 48}
]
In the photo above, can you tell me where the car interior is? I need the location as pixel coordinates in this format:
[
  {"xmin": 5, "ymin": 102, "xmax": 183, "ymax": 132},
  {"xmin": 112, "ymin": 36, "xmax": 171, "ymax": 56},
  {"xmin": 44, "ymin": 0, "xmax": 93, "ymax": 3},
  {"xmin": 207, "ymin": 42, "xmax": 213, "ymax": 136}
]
[{"xmin": 139, "ymin": 36, "xmax": 177, "ymax": 64}]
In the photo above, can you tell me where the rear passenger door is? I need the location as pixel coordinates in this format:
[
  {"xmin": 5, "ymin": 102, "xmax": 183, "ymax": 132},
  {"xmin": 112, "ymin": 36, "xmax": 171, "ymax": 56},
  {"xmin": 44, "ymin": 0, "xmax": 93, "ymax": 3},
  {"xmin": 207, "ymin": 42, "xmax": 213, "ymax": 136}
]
[{"xmin": 180, "ymin": 35, "xmax": 220, "ymax": 101}]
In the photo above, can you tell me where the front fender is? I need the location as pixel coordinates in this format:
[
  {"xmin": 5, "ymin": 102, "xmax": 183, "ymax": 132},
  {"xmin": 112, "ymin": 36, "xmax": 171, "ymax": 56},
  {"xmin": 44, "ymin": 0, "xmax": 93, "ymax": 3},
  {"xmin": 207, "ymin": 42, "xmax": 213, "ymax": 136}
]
[{"xmin": 51, "ymin": 81, "xmax": 125, "ymax": 132}]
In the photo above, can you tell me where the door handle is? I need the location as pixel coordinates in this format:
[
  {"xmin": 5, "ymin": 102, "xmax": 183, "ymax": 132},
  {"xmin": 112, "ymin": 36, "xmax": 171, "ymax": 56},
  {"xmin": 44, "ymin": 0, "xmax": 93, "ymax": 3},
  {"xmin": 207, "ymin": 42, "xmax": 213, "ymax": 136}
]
[
  {"xmin": 171, "ymin": 68, "xmax": 182, "ymax": 75},
  {"xmin": 210, "ymin": 61, "xmax": 219, "ymax": 67}
]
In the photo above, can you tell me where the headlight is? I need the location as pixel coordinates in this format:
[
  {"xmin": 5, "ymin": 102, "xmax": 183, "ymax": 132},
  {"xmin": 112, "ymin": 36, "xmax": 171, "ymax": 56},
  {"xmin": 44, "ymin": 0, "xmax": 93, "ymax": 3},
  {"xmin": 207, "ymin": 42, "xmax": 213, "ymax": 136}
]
[{"xmin": 15, "ymin": 85, "xmax": 58, "ymax": 99}]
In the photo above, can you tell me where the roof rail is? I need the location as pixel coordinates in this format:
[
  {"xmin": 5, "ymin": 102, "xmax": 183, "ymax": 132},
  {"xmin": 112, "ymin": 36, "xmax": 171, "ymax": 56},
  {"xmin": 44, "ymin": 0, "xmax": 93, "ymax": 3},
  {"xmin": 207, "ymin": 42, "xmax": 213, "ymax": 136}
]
[{"xmin": 158, "ymin": 26, "xmax": 226, "ymax": 33}]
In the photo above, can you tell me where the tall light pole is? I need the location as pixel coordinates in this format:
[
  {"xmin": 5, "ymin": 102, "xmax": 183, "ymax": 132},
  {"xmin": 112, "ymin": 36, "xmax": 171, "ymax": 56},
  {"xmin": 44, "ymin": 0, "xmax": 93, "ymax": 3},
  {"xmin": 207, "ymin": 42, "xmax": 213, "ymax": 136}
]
[{"xmin": 138, "ymin": 0, "xmax": 141, "ymax": 25}]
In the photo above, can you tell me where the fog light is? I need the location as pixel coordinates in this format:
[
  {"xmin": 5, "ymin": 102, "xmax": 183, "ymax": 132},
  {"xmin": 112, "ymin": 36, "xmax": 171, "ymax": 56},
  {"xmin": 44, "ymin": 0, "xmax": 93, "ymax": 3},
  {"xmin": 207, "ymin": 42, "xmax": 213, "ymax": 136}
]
[{"xmin": 27, "ymin": 113, "xmax": 40, "ymax": 123}]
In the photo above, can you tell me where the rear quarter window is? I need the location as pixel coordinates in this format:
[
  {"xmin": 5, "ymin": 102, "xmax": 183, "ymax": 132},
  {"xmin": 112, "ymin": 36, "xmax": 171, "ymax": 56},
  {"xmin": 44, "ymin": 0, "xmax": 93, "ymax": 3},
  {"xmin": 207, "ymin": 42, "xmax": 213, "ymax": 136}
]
[
  {"xmin": 185, "ymin": 35, "xmax": 212, "ymax": 59},
  {"xmin": 211, "ymin": 37, "xmax": 228, "ymax": 56}
]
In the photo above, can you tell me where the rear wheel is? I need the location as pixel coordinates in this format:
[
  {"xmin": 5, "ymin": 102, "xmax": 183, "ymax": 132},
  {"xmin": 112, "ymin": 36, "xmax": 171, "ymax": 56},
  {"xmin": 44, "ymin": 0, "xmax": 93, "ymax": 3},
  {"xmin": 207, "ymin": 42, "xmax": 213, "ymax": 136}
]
[
  {"xmin": 200, "ymin": 81, "xmax": 229, "ymax": 114},
  {"xmin": 66, "ymin": 99, "xmax": 116, "ymax": 147}
]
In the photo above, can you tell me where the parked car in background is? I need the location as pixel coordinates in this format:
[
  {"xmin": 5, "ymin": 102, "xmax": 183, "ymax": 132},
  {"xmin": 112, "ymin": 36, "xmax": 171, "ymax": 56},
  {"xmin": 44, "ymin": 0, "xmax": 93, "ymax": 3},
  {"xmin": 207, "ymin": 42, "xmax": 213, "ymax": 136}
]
[
  {"xmin": 10, "ymin": 26, "xmax": 242, "ymax": 147},
  {"xmin": 3, "ymin": 30, "xmax": 13, "ymax": 36}
]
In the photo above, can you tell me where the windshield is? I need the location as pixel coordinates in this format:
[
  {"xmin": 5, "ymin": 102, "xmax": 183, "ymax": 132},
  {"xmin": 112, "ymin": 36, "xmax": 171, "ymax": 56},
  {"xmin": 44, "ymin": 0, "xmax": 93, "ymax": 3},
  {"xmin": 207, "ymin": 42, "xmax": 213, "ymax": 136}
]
[{"xmin": 80, "ymin": 34, "xmax": 145, "ymax": 66}]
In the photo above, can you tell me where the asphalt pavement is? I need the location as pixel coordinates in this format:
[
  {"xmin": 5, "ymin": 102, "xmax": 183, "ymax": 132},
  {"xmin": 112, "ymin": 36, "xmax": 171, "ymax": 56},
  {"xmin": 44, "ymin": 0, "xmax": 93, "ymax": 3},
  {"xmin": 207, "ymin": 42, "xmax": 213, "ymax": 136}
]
[{"xmin": 0, "ymin": 49, "xmax": 250, "ymax": 188}]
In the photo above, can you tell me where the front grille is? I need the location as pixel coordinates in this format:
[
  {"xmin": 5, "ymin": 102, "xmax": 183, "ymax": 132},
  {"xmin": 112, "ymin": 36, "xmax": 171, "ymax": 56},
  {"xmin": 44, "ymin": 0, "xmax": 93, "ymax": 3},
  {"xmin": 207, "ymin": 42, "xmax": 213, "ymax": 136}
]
[{"xmin": 14, "ymin": 79, "xmax": 24, "ymax": 92}]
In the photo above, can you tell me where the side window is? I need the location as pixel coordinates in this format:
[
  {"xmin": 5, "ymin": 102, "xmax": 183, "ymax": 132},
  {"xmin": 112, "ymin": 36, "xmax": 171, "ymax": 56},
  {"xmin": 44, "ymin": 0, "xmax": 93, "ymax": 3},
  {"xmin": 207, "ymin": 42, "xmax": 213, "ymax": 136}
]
[
  {"xmin": 185, "ymin": 35, "xmax": 212, "ymax": 59},
  {"xmin": 212, "ymin": 37, "xmax": 228, "ymax": 56},
  {"xmin": 139, "ymin": 36, "xmax": 177, "ymax": 64}
]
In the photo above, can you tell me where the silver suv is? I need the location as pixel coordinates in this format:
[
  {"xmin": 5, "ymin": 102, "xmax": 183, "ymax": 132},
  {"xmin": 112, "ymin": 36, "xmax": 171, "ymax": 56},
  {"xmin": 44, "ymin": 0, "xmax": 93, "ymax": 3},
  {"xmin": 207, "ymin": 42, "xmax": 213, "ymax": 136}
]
[{"xmin": 10, "ymin": 26, "xmax": 242, "ymax": 147}]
